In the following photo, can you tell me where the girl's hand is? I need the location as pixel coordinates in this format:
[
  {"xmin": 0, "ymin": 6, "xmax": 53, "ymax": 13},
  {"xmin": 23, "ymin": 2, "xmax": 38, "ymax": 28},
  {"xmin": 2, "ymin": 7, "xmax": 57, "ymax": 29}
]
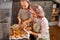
[{"xmin": 17, "ymin": 17, "xmax": 21, "ymax": 26}]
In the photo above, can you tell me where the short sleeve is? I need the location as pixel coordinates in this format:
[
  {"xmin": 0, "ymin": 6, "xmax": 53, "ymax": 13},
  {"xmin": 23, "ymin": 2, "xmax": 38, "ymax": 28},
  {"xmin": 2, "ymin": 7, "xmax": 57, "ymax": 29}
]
[{"xmin": 27, "ymin": 11, "xmax": 33, "ymax": 21}]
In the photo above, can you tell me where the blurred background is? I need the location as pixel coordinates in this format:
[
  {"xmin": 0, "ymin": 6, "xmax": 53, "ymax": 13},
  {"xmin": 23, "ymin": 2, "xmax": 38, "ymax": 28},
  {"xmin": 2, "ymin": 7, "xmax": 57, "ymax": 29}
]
[{"xmin": 0, "ymin": 0, "xmax": 60, "ymax": 40}]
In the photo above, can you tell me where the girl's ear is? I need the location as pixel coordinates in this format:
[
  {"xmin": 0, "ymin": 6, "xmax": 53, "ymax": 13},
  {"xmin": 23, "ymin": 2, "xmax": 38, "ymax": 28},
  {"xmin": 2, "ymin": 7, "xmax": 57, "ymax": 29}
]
[{"xmin": 28, "ymin": 4, "xmax": 31, "ymax": 9}]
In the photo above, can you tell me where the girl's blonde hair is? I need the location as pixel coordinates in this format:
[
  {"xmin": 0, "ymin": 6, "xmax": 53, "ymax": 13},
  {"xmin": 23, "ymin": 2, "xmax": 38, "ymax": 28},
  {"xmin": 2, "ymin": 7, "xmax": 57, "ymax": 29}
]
[{"xmin": 20, "ymin": 0, "xmax": 31, "ymax": 9}]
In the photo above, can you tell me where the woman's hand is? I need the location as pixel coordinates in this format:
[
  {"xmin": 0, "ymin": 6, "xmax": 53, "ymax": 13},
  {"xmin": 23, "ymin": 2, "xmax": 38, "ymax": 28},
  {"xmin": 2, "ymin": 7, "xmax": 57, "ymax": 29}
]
[
  {"xmin": 29, "ymin": 31, "xmax": 38, "ymax": 37},
  {"xmin": 29, "ymin": 8, "xmax": 37, "ymax": 18},
  {"xmin": 26, "ymin": 27, "xmax": 32, "ymax": 31},
  {"xmin": 37, "ymin": 33, "xmax": 41, "ymax": 38},
  {"xmin": 29, "ymin": 8, "xmax": 36, "ymax": 14}
]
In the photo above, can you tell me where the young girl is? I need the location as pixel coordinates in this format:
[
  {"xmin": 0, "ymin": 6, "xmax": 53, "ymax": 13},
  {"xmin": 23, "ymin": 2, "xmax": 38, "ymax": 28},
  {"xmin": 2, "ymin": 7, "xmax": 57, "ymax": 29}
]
[
  {"xmin": 17, "ymin": 0, "xmax": 33, "ymax": 40},
  {"xmin": 17, "ymin": 0, "xmax": 32, "ymax": 27}
]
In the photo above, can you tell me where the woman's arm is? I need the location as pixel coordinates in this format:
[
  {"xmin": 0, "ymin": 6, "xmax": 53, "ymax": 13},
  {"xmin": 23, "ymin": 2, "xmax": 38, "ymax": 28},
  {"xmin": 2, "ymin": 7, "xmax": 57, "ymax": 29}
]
[
  {"xmin": 29, "ymin": 31, "xmax": 38, "ymax": 37},
  {"xmin": 30, "ymin": 8, "xmax": 36, "ymax": 15}
]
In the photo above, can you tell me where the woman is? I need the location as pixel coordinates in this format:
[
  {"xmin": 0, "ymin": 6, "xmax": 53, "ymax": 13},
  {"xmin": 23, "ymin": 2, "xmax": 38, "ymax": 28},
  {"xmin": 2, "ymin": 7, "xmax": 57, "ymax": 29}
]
[{"xmin": 29, "ymin": 4, "xmax": 50, "ymax": 40}]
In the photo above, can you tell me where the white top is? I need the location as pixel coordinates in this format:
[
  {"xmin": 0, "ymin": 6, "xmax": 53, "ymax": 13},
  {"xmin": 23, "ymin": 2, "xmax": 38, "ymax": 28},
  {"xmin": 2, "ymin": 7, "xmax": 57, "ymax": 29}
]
[
  {"xmin": 33, "ymin": 17, "xmax": 49, "ymax": 37},
  {"xmin": 40, "ymin": 17, "xmax": 49, "ymax": 37}
]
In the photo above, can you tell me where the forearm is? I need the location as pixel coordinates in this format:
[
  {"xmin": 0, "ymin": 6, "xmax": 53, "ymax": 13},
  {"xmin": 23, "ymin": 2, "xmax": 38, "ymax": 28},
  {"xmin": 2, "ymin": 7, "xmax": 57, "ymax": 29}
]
[
  {"xmin": 17, "ymin": 17, "xmax": 21, "ymax": 25},
  {"xmin": 26, "ymin": 27, "xmax": 32, "ymax": 31},
  {"xmin": 23, "ymin": 18, "xmax": 32, "ymax": 24},
  {"xmin": 29, "ymin": 31, "xmax": 38, "ymax": 37}
]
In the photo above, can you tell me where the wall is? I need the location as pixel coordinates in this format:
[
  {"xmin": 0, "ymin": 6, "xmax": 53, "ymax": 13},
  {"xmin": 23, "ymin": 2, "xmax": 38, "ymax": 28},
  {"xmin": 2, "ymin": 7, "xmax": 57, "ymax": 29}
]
[{"xmin": 0, "ymin": 2, "xmax": 12, "ymax": 39}]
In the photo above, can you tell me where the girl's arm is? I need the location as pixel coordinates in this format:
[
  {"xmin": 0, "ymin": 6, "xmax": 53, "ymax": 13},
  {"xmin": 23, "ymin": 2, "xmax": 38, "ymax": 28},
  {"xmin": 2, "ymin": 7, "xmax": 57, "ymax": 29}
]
[
  {"xmin": 23, "ymin": 18, "xmax": 32, "ymax": 25},
  {"xmin": 17, "ymin": 9, "xmax": 21, "ymax": 25},
  {"xmin": 17, "ymin": 17, "xmax": 21, "ymax": 25}
]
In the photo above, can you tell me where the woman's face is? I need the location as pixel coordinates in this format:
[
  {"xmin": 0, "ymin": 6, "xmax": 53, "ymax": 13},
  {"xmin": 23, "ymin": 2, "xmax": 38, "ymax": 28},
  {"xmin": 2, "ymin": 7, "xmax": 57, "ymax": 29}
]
[
  {"xmin": 33, "ymin": 13, "xmax": 38, "ymax": 18},
  {"xmin": 20, "ymin": 1, "xmax": 29, "ymax": 9}
]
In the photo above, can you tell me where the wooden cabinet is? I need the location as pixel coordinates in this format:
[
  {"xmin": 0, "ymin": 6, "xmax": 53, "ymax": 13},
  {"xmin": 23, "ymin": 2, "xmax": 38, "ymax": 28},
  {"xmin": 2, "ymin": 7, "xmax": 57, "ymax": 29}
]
[{"xmin": 51, "ymin": 8, "xmax": 60, "ymax": 21}]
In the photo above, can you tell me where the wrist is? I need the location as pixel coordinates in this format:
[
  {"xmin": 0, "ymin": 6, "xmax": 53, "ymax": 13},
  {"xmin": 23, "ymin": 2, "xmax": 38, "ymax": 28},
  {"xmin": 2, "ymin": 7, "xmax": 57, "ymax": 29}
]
[{"xmin": 37, "ymin": 33, "xmax": 41, "ymax": 37}]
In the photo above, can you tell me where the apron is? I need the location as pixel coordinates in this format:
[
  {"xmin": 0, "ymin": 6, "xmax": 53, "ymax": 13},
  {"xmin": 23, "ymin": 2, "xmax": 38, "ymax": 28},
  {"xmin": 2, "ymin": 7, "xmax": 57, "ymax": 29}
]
[
  {"xmin": 33, "ymin": 18, "xmax": 50, "ymax": 40},
  {"xmin": 18, "ymin": 9, "xmax": 32, "ymax": 26}
]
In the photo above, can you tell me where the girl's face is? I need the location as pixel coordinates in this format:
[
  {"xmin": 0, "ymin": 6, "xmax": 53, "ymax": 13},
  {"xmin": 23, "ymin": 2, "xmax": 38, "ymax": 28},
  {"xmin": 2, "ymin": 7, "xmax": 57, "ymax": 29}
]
[{"xmin": 21, "ymin": 1, "xmax": 29, "ymax": 9}]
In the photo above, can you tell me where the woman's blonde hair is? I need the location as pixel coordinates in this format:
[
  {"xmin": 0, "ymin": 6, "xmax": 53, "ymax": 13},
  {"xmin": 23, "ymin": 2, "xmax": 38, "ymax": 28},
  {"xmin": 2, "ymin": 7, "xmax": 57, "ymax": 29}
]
[{"xmin": 33, "ymin": 4, "xmax": 45, "ymax": 17}]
